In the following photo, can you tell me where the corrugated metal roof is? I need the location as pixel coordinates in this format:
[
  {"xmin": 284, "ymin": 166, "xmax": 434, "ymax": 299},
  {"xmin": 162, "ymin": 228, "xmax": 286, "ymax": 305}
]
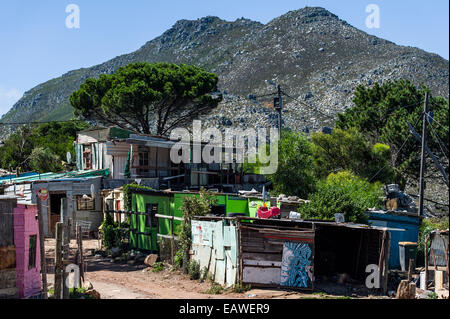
[{"xmin": 0, "ymin": 169, "xmax": 109, "ymax": 185}]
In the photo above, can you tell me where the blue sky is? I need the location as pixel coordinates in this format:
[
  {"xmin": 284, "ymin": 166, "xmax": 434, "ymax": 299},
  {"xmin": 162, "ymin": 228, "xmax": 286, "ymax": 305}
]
[{"xmin": 0, "ymin": 0, "xmax": 448, "ymax": 116}]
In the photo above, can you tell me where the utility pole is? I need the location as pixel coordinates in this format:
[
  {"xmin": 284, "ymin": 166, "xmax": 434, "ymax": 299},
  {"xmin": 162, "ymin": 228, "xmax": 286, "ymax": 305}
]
[
  {"xmin": 418, "ymin": 92, "xmax": 429, "ymax": 217},
  {"xmin": 274, "ymin": 85, "xmax": 283, "ymax": 133}
]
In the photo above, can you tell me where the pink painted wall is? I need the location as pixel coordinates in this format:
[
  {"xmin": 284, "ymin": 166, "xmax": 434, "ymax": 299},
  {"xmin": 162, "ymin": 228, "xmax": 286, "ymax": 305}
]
[{"xmin": 13, "ymin": 204, "xmax": 41, "ymax": 299}]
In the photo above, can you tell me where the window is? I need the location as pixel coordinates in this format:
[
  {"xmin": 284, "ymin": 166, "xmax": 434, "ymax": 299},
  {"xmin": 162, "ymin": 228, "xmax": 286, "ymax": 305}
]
[
  {"xmin": 77, "ymin": 196, "xmax": 95, "ymax": 211},
  {"xmin": 83, "ymin": 147, "xmax": 92, "ymax": 170},
  {"xmin": 28, "ymin": 235, "xmax": 37, "ymax": 270},
  {"xmin": 139, "ymin": 152, "xmax": 149, "ymax": 167}
]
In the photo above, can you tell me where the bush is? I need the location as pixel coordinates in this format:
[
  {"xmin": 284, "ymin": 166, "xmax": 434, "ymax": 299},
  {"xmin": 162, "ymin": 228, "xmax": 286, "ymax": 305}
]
[
  {"xmin": 152, "ymin": 262, "xmax": 164, "ymax": 272},
  {"xmin": 189, "ymin": 260, "xmax": 201, "ymax": 280},
  {"xmin": 232, "ymin": 283, "xmax": 252, "ymax": 293},
  {"xmin": 205, "ymin": 283, "xmax": 224, "ymax": 295},
  {"xmin": 179, "ymin": 188, "xmax": 217, "ymax": 273},
  {"xmin": 101, "ymin": 213, "xmax": 127, "ymax": 250},
  {"xmin": 417, "ymin": 217, "xmax": 449, "ymax": 264},
  {"xmin": 298, "ymin": 171, "xmax": 383, "ymax": 224}
]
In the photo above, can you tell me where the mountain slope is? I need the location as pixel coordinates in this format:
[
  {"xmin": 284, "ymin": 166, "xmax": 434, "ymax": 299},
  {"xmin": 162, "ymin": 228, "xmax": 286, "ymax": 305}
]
[{"xmin": 1, "ymin": 7, "xmax": 448, "ymax": 136}]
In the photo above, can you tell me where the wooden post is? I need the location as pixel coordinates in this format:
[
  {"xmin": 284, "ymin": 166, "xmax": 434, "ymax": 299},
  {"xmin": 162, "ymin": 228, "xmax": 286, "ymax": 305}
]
[
  {"xmin": 36, "ymin": 197, "xmax": 48, "ymax": 299},
  {"xmin": 76, "ymin": 226, "xmax": 84, "ymax": 285},
  {"xmin": 408, "ymin": 259, "xmax": 414, "ymax": 282},
  {"xmin": 54, "ymin": 222, "xmax": 63, "ymax": 299},
  {"xmin": 418, "ymin": 92, "xmax": 429, "ymax": 217},
  {"xmin": 424, "ymin": 235, "xmax": 429, "ymax": 289},
  {"xmin": 62, "ymin": 218, "xmax": 72, "ymax": 299},
  {"xmin": 170, "ymin": 215, "xmax": 174, "ymax": 265},
  {"xmin": 378, "ymin": 231, "xmax": 386, "ymax": 291},
  {"xmin": 382, "ymin": 231, "xmax": 391, "ymax": 294}
]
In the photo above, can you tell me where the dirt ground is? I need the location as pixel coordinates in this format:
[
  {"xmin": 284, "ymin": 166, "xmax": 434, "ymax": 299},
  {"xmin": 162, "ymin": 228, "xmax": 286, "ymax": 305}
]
[{"xmin": 43, "ymin": 238, "xmax": 383, "ymax": 299}]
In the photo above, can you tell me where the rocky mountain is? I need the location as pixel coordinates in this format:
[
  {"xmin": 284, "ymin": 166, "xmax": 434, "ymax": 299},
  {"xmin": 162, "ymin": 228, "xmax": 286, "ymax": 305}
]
[{"xmin": 1, "ymin": 6, "xmax": 449, "ymax": 136}]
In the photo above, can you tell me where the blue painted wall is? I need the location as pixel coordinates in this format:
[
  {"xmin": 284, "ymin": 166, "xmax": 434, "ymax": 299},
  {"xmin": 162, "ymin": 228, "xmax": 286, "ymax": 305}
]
[{"xmin": 368, "ymin": 212, "xmax": 421, "ymax": 269}]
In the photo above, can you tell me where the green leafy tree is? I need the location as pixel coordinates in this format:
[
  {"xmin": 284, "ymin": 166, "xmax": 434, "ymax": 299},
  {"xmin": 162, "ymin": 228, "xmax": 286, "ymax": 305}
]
[
  {"xmin": 0, "ymin": 121, "xmax": 89, "ymax": 172},
  {"xmin": 298, "ymin": 171, "xmax": 383, "ymax": 224},
  {"xmin": 0, "ymin": 125, "xmax": 34, "ymax": 171},
  {"xmin": 29, "ymin": 147, "xmax": 62, "ymax": 173},
  {"xmin": 267, "ymin": 130, "xmax": 316, "ymax": 198},
  {"xmin": 70, "ymin": 62, "xmax": 222, "ymax": 136},
  {"xmin": 311, "ymin": 128, "xmax": 394, "ymax": 184},
  {"xmin": 336, "ymin": 79, "xmax": 449, "ymax": 183}
]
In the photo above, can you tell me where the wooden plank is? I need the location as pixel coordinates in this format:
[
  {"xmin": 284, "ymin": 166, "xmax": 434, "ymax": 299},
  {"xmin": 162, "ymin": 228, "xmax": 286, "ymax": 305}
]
[
  {"xmin": 37, "ymin": 197, "xmax": 48, "ymax": 299},
  {"xmin": 0, "ymin": 246, "xmax": 16, "ymax": 270},
  {"xmin": 243, "ymin": 260, "xmax": 282, "ymax": 267},
  {"xmin": 54, "ymin": 222, "xmax": 63, "ymax": 299},
  {"xmin": 157, "ymin": 234, "xmax": 179, "ymax": 240},
  {"xmin": 243, "ymin": 266, "xmax": 281, "ymax": 285},
  {"xmin": 242, "ymin": 252, "xmax": 281, "ymax": 262}
]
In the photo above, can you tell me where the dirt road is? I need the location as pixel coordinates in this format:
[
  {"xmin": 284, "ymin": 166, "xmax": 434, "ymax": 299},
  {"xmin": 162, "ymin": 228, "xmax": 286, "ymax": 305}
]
[{"xmin": 43, "ymin": 239, "xmax": 366, "ymax": 300}]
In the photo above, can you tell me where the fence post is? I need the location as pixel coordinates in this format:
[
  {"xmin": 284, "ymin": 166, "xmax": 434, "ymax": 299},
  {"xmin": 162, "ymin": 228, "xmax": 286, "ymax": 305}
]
[
  {"xmin": 62, "ymin": 218, "xmax": 71, "ymax": 299},
  {"xmin": 36, "ymin": 197, "xmax": 48, "ymax": 299},
  {"xmin": 76, "ymin": 225, "xmax": 84, "ymax": 285},
  {"xmin": 170, "ymin": 216, "xmax": 174, "ymax": 265},
  {"xmin": 54, "ymin": 222, "xmax": 63, "ymax": 299}
]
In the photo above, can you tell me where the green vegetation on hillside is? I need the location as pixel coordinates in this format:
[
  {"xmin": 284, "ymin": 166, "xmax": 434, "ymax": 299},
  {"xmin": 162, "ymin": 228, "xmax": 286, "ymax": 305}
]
[
  {"xmin": 336, "ymin": 79, "xmax": 449, "ymax": 184},
  {"xmin": 0, "ymin": 121, "xmax": 90, "ymax": 173}
]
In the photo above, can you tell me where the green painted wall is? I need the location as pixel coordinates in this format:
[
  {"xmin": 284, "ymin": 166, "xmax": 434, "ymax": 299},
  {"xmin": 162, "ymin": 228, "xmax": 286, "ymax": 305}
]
[
  {"xmin": 226, "ymin": 195, "xmax": 249, "ymax": 215},
  {"xmin": 130, "ymin": 192, "xmax": 268, "ymax": 251},
  {"xmin": 131, "ymin": 193, "xmax": 172, "ymax": 251}
]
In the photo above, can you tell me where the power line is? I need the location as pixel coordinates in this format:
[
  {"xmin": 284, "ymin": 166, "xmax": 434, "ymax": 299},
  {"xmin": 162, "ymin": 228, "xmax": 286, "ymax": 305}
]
[
  {"xmin": 0, "ymin": 119, "xmax": 85, "ymax": 126},
  {"xmin": 368, "ymin": 113, "xmax": 424, "ymax": 182},
  {"xmin": 426, "ymin": 112, "xmax": 449, "ymax": 133},
  {"xmin": 427, "ymin": 120, "xmax": 449, "ymax": 160},
  {"xmin": 281, "ymin": 91, "xmax": 335, "ymax": 120}
]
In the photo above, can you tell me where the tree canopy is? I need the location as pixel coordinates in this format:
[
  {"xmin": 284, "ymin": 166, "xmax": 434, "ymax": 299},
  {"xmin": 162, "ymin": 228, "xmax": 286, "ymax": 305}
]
[
  {"xmin": 336, "ymin": 79, "xmax": 449, "ymax": 182},
  {"xmin": 298, "ymin": 171, "xmax": 383, "ymax": 224},
  {"xmin": 252, "ymin": 130, "xmax": 316, "ymax": 199},
  {"xmin": 311, "ymin": 128, "xmax": 394, "ymax": 184},
  {"xmin": 70, "ymin": 62, "xmax": 222, "ymax": 136},
  {"xmin": 0, "ymin": 121, "xmax": 90, "ymax": 173}
]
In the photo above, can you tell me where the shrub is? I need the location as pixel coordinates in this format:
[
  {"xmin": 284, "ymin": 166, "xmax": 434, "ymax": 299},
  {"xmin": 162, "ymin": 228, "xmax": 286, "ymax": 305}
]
[
  {"xmin": 232, "ymin": 283, "xmax": 252, "ymax": 293},
  {"xmin": 101, "ymin": 213, "xmax": 127, "ymax": 250},
  {"xmin": 417, "ymin": 217, "xmax": 449, "ymax": 262},
  {"xmin": 299, "ymin": 171, "xmax": 383, "ymax": 224},
  {"xmin": 205, "ymin": 283, "xmax": 224, "ymax": 295},
  {"xmin": 189, "ymin": 260, "xmax": 201, "ymax": 280},
  {"xmin": 152, "ymin": 262, "xmax": 164, "ymax": 272},
  {"xmin": 179, "ymin": 188, "xmax": 217, "ymax": 273}
]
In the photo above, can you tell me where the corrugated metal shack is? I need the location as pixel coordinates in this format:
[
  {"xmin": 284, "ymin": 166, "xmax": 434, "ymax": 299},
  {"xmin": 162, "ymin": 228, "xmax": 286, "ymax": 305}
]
[
  {"xmin": 191, "ymin": 216, "xmax": 389, "ymax": 291},
  {"xmin": 0, "ymin": 196, "xmax": 42, "ymax": 299},
  {"xmin": 2, "ymin": 172, "xmax": 107, "ymax": 237}
]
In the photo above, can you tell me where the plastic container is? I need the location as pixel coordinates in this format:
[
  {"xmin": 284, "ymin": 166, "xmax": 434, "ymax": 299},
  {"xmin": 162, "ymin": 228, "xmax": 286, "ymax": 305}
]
[{"xmin": 399, "ymin": 242, "xmax": 418, "ymax": 272}]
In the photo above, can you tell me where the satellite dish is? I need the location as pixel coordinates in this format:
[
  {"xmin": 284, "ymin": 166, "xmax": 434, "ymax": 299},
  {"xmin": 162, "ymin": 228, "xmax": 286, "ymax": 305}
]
[
  {"xmin": 66, "ymin": 152, "xmax": 72, "ymax": 164},
  {"xmin": 90, "ymin": 184, "xmax": 95, "ymax": 199},
  {"xmin": 334, "ymin": 213, "xmax": 345, "ymax": 223}
]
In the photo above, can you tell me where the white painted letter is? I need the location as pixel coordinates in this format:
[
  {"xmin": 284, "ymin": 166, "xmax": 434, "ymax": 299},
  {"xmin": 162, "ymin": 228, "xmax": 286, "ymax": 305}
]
[
  {"xmin": 365, "ymin": 4, "xmax": 380, "ymax": 29},
  {"xmin": 365, "ymin": 264, "xmax": 380, "ymax": 289},
  {"xmin": 66, "ymin": 4, "xmax": 80, "ymax": 29}
]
